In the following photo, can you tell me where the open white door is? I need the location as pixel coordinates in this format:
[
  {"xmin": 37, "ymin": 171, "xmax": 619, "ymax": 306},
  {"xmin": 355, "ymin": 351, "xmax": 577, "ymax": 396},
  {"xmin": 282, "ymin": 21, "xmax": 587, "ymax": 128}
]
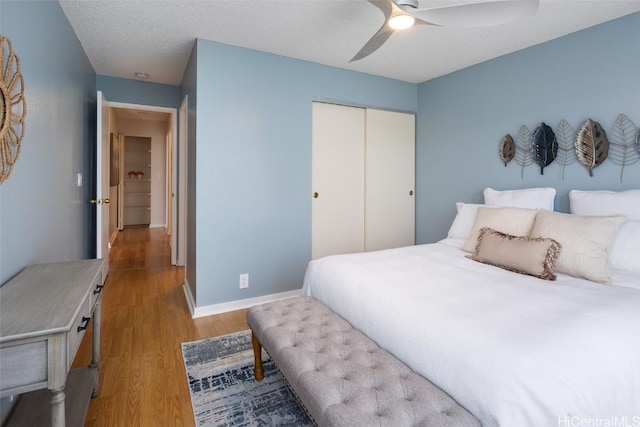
[{"xmin": 94, "ymin": 91, "xmax": 110, "ymax": 283}]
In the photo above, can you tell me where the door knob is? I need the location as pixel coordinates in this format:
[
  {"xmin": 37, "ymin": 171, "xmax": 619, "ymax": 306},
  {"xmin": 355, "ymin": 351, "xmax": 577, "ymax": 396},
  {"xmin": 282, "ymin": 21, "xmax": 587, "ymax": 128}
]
[
  {"xmin": 409, "ymin": 191, "xmax": 414, "ymax": 196},
  {"xmin": 104, "ymin": 198, "xmax": 110, "ymax": 204},
  {"xmin": 90, "ymin": 199, "xmax": 102, "ymax": 205},
  {"xmin": 313, "ymin": 192, "xmax": 319, "ymax": 199}
]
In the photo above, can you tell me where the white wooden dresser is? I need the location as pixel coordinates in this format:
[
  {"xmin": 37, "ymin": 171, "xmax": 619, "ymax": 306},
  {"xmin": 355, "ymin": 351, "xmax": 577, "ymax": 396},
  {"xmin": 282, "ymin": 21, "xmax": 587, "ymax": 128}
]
[{"xmin": 0, "ymin": 259, "xmax": 104, "ymax": 427}]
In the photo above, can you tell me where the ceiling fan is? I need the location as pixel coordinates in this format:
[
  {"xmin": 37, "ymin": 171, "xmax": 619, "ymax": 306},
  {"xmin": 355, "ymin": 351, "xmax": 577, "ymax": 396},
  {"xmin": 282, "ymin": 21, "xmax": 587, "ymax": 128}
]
[{"xmin": 351, "ymin": 0, "xmax": 540, "ymax": 62}]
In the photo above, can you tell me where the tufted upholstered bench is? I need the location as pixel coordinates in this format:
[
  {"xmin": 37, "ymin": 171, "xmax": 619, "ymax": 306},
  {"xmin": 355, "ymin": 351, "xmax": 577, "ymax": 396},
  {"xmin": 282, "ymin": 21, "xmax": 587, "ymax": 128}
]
[{"xmin": 246, "ymin": 296, "xmax": 480, "ymax": 427}]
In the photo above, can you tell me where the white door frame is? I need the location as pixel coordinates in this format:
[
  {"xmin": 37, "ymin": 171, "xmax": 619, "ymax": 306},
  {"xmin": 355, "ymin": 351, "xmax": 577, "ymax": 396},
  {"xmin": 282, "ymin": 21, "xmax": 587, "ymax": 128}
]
[
  {"xmin": 117, "ymin": 134, "xmax": 125, "ymax": 230},
  {"xmin": 174, "ymin": 96, "xmax": 187, "ymax": 266},
  {"xmin": 105, "ymin": 100, "xmax": 182, "ymax": 265}
]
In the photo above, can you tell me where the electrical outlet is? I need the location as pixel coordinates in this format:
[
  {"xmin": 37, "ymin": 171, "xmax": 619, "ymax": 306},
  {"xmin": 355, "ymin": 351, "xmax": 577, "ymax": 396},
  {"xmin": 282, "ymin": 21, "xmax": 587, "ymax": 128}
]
[{"xmin": 239, "ymin": 273, "xmax": 249, "ymax": 289}]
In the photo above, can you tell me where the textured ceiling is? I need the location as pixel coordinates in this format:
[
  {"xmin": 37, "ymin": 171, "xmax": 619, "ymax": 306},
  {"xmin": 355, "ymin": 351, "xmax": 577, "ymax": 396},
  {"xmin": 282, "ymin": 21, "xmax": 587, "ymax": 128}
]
[{"xmin": 59, "ymin": 0, "xmax": 640, "ymax": 86}]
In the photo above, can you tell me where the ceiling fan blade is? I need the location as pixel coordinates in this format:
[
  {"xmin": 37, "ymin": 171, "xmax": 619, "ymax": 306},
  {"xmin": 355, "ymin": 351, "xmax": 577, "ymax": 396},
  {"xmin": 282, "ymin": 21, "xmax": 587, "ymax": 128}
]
[
  {"xmin": 350, "ymin": 24, "xmax": 394, "ymax": 62},
  {"xmin": 405, "ymin": 0, "xmax": 539, "ymax": 28},
  {"xmin": 367, "ymin": 0, "xmax": 394, "ymax": 19},
  {"xmin": 413, "ymin": 17, "xmax": 436, "ymax": 26},
  {"xmin": 351, "ymin": 0, "xmax": 403, "ymax": 62}
]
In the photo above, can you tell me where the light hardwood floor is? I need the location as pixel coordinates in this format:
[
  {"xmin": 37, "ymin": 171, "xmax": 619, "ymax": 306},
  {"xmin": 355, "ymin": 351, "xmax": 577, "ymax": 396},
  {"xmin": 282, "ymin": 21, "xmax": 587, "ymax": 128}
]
[{"xmin": 72, "ymin": 228, "xmax": 248, "ymax": 426}]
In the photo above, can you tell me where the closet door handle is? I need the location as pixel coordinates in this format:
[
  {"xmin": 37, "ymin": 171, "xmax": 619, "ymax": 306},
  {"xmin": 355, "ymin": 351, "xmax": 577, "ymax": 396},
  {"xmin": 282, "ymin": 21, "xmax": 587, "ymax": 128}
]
[
  {"xmin": 409, "ymin": 191, "xmax": 413, "ymax": 196},
  {"xmin": 313, "ymin": 192, "xmax": 319, "ymax": 199}
]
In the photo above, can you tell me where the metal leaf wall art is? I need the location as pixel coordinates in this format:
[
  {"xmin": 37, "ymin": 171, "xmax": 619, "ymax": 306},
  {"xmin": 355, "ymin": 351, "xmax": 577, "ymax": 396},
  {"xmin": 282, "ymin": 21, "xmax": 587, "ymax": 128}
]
[
  {"xmin": 531, "ymin": 122, "xmax": 557, "ymax": 175},
  {"xmin": 575, "ymin": 119, "xmax": 609, "ymax": 177},
  {"xmin": 515, "ymin": 125, "xmax": 533, "ymax": 179},
  {"xmin": 608, "ymin": 114, "xmax": 639, "ymax": 182},
  {"xmin": 500, "ymin": 115, "xmax": 639, "ymax": 178},
  {"xmin": 555, "ymin": 119, "xmax": 576, "ymax": 180},
  {"xmin": 499, "ymin": 134, "xmax": 515, "ymax": 166}
]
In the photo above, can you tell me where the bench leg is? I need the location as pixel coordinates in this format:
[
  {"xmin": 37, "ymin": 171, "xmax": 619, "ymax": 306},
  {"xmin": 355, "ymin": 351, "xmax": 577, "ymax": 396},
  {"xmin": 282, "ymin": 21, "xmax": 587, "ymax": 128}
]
[{"xmin": 251, "ymin": 331, "xmax": 264, "ymax": 381}]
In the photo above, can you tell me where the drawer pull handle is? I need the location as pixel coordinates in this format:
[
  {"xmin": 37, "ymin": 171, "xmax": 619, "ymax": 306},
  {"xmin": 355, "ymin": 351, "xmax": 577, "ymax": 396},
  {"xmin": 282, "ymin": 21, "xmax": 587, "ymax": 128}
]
[
  {"xmin": 93, "ymin": 284, "xmax": 104, "ymax": 295},
  {"xmin": 77, "ymin": 316, "xmax": 91, "ymax": 332}
]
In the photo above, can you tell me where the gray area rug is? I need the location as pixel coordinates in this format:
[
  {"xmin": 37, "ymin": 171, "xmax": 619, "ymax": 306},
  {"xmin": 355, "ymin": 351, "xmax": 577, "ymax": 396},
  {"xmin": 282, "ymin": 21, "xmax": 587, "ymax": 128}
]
[{"xmin": 181, "ymin": 330, "xmax": 312, "ymax": 427}]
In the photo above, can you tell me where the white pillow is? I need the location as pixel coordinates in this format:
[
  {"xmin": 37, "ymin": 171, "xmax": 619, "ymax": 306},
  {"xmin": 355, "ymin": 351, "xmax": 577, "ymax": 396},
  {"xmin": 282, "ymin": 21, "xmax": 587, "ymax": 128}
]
[
  {"xmin": 530, "ymin": 211, "xmax": 625, "ymax": 284},
  {"xmin": 447, "ymin": 203, "xmax": 490, "ymax": 240},
  {"xmin": 462, "ymin": 206, "xmax": 539, "ymax": 252},
  {"xmin": 609, "ymin": 220, "xmax": 640, "ymax": 273},
  {"xmin": 484, "ymin": 187, "xmax": 556, "ymax": 210},
  {"xmin": 569, "ymin": 189, "xmax": 640, "ymax": 220}
]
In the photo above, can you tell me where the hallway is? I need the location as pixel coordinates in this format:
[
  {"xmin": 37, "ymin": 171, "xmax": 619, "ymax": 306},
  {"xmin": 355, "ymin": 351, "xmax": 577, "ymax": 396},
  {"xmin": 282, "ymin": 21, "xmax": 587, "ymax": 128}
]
[{"xmin": 73, "ymin": 228, "xmax": 248, "ymax": 426}]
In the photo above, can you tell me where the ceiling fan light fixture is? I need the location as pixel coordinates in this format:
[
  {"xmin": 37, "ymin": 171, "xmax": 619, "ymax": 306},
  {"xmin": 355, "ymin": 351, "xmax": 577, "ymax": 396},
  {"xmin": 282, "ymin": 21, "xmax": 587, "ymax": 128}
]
[{"xmin": 388, "ymin": 13, "xmax": 415, "ymax": 30}]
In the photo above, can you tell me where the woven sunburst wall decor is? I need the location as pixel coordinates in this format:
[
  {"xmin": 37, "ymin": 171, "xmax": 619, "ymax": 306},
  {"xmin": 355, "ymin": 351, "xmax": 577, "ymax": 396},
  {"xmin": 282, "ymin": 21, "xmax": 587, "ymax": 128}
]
[{"xmin": 0, "ymin": 35, "xmax": 26, "ymax": 185}]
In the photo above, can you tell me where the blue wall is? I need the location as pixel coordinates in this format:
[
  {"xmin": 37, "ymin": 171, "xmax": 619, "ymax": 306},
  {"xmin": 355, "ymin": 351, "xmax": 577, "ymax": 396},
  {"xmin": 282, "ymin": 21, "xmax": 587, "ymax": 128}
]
[
  {"xmin": 416, "ymin": 13, "xmax": 640, "ymax": 244},
  {"xmin": 0, "ymin": 1, "xmax": 96, "ymax": 283},
  {"xmin": 2, "ymin": 0, "xmax": 634, "ymax": 319},
  {"xmin": 96, "ymin": 75, "xmax": 180, "ymax": 108},
  {"xmin": 193, "ymin": 39, "xmax": 417, "ymax": 306},
  {"xmin": 181, "ymin": 43, "xmax": 197, "ymax": 299},
  {"xmin": 0, "ymin": 1, "xmax": 96, "ymax": 422}
]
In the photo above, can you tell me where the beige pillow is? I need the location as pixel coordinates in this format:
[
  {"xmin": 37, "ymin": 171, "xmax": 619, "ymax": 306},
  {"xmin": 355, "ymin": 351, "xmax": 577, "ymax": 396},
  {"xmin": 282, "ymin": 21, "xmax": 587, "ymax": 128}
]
[
  {"xmin": 530, "ymin": 211, "xmax": 625, "ymax": 284},
  {"xmin": 468, "ymin": 228, "xmax": 561, "ymax": 280},
  {"xmin": 462, "ymin": 207, "xmax": 539, "ymax": 252}
]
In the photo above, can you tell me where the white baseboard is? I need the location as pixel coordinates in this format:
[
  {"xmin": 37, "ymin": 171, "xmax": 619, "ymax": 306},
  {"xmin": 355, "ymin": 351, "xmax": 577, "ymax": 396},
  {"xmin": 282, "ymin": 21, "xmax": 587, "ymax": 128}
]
[
  {"xmin": 109, "ymin": 229, "xmax": 118, "ymax": 246},
  {"xmin": 182, "ymin": 282, "xmax": 196, "ymax": 317},
  {"xmin": 184, "ymin": 289, "xmax": 302, "ymax": 318},
  {"xmin": 149, "ymin": 223, "xmax": 166, "ymax": 229}
]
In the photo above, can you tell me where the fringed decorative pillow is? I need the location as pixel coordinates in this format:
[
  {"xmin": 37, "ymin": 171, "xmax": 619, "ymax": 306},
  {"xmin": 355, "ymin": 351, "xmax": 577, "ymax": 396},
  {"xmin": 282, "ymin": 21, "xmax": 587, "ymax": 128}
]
[{"xmin": 468, "ymin": 227, "xmax": 561, "ymax": 281}]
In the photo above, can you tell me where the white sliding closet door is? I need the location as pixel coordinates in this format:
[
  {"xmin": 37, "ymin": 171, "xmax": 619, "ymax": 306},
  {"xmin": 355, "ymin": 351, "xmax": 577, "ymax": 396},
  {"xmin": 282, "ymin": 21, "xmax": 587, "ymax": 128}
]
[
  {"xmin": 365, "ymin": 109, "xmax": 415, "ymax": 251},
  {"xmin": 312, "ymin": 102, "xmax": 365, "ymax": 259}
]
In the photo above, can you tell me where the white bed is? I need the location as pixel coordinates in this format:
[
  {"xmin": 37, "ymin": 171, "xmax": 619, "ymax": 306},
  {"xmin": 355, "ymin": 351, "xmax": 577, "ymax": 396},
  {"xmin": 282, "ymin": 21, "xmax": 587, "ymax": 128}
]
[{"xmin": 301, "ymin": 189, "xmax": 640, "ymax": 426}]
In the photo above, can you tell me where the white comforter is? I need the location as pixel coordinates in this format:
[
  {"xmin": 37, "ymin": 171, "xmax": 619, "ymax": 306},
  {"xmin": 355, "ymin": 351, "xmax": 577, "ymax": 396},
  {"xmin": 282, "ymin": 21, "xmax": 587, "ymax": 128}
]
[{"xmin": 301, "ymin": 241, "xmax": 640, "ymax": 426}]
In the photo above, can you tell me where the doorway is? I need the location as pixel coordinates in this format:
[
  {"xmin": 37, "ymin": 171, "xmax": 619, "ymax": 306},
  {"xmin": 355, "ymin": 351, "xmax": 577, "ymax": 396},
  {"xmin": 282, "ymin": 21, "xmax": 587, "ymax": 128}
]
[
  {"xmin": 123, "ymin": 136, "xmax": 152, "ymax": 227},
  {"xmin": 101, "ymin": 100, "xmax": 185, "ymax": 266}
]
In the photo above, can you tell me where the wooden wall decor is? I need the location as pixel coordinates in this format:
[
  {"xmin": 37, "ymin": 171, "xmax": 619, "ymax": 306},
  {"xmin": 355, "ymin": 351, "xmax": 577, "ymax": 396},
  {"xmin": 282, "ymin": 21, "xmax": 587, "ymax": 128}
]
[
  {"xmin": 499, "ymin": 134, "xmax": 515, "ymax": 167},
  {"xmin": 0, "ymin": 35, "xmax": 26, "ymax": 185}
]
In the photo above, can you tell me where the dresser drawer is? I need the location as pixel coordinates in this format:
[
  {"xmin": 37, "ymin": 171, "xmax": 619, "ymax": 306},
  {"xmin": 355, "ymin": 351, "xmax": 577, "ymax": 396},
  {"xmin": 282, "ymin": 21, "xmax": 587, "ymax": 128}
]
[
  {"xmin": 0, "ymin": 339, "xmax": 47, "ymax": 395},
  {"xmin": 67, "ymin": 296, "xmax": 92, "ymax": 369}
]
